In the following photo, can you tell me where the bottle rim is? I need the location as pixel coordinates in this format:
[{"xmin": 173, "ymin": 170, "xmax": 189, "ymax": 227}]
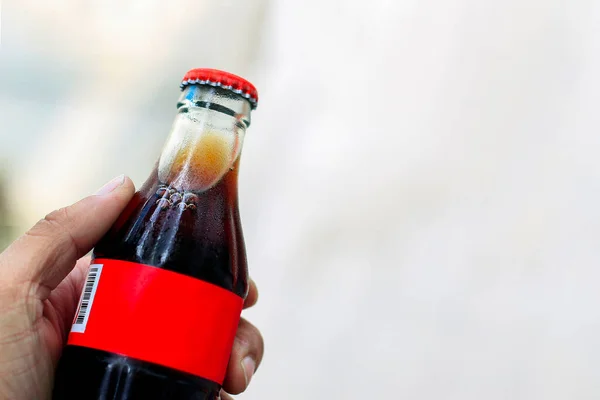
[{"xmin": 180, "ymin": 68, "xmax": 258, "ymax": 110}]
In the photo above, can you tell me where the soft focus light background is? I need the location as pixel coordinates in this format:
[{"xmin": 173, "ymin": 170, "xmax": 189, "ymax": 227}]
[{"xmin": 2, "ymin": 0, "xmax": 600, "ymax": 399}]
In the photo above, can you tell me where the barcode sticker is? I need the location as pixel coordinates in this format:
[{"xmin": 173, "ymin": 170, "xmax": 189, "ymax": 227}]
[{"xmin": 71, "ymin": 264, "xmax": 103, "ymax": 333}]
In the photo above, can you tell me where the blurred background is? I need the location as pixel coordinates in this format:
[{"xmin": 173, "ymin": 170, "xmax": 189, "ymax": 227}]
[{"xmin": 2, "ymin": 0, "xmax": 600, "ymax": 398}]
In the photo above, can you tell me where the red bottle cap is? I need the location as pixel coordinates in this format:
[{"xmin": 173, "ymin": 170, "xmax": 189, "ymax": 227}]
[{"xmin": 180, "ymin": 68, "xmax": 258, "ymax": 109}]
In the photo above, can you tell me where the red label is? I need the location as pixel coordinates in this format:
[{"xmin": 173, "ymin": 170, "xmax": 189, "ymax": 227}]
[{"xmin": 67, "ymin": 258, "xmax": 243, "ymax": 384}]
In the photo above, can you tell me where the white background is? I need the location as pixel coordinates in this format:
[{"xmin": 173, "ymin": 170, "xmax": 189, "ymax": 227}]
[{"xmin": 2, "ymin": 1, "xmax": 600, "ymax": 399}]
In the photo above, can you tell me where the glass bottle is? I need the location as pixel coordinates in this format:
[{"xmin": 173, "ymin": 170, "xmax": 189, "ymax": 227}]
[{"xmin": 53, "ymin": 68, "xmax": 258, "ymax": 400}]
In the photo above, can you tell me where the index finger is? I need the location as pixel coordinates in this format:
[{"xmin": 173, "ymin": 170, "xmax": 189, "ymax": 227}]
[{"xmin": 243, "ymin": 278, "xmax": 258, "ymax": 309}]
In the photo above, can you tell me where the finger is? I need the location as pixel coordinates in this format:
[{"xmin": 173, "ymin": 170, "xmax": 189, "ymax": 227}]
[
  {"xmin": 0, "ymin": 175, "xmax": 135, "ymax": 297},
  {"xmin": 46, "ymin": 255, "xmax": 92, "ymax": 338},
  {"xmin": 222, "ymin": 318, "xmax": 264, "ymax": 395},
  {"xmin": 44, "ymin": 256, "xmax": 91, "ymax": 348},
  {"xmin": 62, "ymin": 255, "xmax": 94, "ymax": 304},
  {"xmin": 219, "ymin": 391, "xmax": 234, "ymax": 400},
  {"xmin": 243, "ymin": 278, "xmax": 258, "ymax": 309}
]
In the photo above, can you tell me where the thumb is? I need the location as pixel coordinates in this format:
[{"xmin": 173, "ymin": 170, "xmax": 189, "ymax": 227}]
[{"xmin": 0, "ymin": 175, "xmax": 135, "ymax": 297}]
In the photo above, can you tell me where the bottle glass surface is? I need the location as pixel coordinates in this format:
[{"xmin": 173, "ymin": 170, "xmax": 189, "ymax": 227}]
[{"xmin": 52, "ymin": 69, "xmax": 257, "ymax": 400}]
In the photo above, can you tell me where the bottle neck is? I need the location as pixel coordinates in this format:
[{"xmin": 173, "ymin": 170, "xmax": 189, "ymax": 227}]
[{"xmin": 157, "ymin": 85, "xmax": 251, "ymax": 193}]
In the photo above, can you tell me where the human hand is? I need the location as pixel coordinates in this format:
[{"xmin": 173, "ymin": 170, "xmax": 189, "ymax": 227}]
[{"xmin": 0, "ymin": 175, "xmax": 263, "ymax": 399}]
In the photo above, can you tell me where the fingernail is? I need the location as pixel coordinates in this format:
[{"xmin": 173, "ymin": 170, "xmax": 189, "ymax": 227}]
[
  {"xmin": 241, "ymin": 356, "xmax": 255, "ymax": 386},
  {"xmin": 95, "ymin": 175, "xmax": 125, "ymax": 195}
]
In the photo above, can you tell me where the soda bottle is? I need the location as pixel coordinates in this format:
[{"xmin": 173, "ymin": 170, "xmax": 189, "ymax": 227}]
[{"xmin": 52, "ymin": 68, "xmax": 258, "ymax": 399}]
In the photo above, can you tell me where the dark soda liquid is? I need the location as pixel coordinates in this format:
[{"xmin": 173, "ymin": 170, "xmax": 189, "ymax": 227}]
[{"xmin": 53, "ymin": 159, "xmax": 248, "ymax": 400}]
